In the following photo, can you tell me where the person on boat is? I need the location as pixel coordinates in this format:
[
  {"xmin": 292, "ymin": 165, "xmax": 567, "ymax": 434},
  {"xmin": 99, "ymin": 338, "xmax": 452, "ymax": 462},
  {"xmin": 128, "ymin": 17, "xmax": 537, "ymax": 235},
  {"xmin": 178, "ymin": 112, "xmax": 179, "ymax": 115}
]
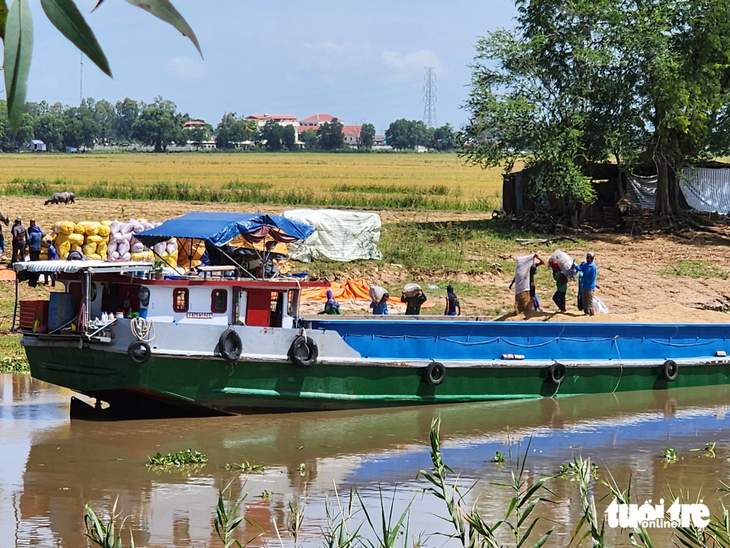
[
  {"xmin": 549, "ymin": 259, "xmax": 568, "ymax": 313},
  {"xmin": 510, "ymin": 253, "xmax": 544, "ymax": 314},
  {"xmin": 370, "ymin": 293, "xmax": 389, "ymax": 315},
  {"xmin": 401, "ymin": 287, "xmax": 427, "ymax": 315},
  {"xmin": 10, "ymin": 217, "xmax": 28, "ymax": 264},
  {"xmin": 578, "ymin": 252, "xmax": 597, "ymax": 316},
  {"xmin": 319, "ymin": 290, "xmax": 342, "ymax": 315},
  {"xmin": 444, "ymin": 285, "xmax": 461, "ymax": 316},
  {"xmin": 27, "ymin": 219, "xmax": 44, "ymax": 262}
]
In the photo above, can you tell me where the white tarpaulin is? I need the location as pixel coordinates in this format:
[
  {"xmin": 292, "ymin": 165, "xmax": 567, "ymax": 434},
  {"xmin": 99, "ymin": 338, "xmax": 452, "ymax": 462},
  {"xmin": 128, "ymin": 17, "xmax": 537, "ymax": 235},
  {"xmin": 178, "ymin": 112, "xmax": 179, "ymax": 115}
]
[
  {"xmin": 680, "ymin": 167, "xmax": 730, "ymax": 214},
  {"xmin": 626, "ymin": 174, "xmax": 658, "ymax": 210},
  {"xmin": 282, "ymin": 209, "xmax": 383, "ymax": 262}
]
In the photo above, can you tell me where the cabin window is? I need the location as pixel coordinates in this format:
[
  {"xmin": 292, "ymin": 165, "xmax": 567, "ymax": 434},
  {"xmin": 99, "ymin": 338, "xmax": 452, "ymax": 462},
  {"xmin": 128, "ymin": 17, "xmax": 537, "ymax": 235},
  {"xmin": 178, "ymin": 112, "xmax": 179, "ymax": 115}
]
[
  {"xmin": 211, "ymin": 289, "xmax": 228, "ymax": 313},
  {"xmin": 173, "ymin": 288, "xmax": 189, "ymax": 313}
]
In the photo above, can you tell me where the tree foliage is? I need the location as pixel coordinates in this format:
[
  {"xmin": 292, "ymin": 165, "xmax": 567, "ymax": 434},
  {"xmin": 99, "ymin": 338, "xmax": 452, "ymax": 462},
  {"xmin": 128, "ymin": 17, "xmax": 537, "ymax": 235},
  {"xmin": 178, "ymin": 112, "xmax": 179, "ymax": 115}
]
[
  {"xmin": 462, "ymin": 0, "xmax": 730, "ymax": 216},
  {"xmin": 131, "ymin": 98, "xmax": 185, "ymax": 153},
  {"xmin": 1, "ymin": 0, "xmax": 200, "ymax": 132},
  {"xmin": 359, "ymin": 122, "xmax": 375, "ymax": 149},
  {"xmin": 317, "ymin": 117, "xmax": 345, "ymax": 150},
  {"xmin": 385, "ymin": 119, "xmax": 429, "ymax": 150}
]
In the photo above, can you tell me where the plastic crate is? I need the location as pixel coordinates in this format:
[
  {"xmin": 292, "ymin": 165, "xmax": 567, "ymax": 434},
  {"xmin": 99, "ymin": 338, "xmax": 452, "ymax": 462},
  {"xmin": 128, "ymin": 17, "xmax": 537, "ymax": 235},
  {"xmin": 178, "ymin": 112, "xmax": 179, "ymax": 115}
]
[{"xmin": 19, "ymin": 300, "xmax": 49, "ymax": 331}]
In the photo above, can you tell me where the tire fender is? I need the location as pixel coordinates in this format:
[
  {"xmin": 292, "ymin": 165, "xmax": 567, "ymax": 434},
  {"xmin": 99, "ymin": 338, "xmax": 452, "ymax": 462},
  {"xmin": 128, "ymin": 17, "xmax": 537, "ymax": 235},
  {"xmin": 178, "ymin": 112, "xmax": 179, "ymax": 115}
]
[
  {"xmin": 548, "ymin": 363, "xmax": 567, "ymax": 385},
  {"xmin": 219, "ymin": 329, "xmax": 243, "ymax": 363},
  {"xmin": 128, "ymin": 340, "xmax": 151, "ymax": 364},
  {"xmin": 661, "ymin": 359, "xmax": 679, "ymax": 382},
  {"xmin": 289, "ymin": 335, "xmax": 318, "ymax": 368},
  {"xmin": 424, "ymin": 361, "xmax": 446, "ymax": 386}
]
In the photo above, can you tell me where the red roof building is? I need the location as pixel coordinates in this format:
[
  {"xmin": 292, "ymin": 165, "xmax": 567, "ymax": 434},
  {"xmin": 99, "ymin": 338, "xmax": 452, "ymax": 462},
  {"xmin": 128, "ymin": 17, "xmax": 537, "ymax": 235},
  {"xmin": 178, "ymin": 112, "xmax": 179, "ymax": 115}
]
[{"xmin": 299, "ymin": 113, "xmax": 343, "ymax": 128}]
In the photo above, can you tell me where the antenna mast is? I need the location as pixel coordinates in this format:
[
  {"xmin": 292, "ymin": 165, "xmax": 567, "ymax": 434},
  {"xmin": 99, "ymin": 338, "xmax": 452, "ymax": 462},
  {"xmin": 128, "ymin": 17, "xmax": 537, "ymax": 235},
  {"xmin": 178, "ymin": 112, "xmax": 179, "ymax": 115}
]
[{"xmin": 423, "ymin": 67, "xmax": 437, "ymax": 128}]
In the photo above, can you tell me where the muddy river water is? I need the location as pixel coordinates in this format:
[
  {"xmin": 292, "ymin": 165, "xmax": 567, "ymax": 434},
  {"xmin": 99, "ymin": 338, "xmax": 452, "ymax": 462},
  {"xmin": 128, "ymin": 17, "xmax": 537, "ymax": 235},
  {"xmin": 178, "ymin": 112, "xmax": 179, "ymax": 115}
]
[{"xmin": 3, "ymin": 374, "xmax": 730, "ymax": 547}]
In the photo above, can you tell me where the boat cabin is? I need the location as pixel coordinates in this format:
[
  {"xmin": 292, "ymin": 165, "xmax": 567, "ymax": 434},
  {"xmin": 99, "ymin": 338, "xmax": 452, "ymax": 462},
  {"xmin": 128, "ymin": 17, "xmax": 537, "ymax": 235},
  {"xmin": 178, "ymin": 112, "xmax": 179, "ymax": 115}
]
[{"xmin": 14, "ymin": 261, "xmax": 317, "ymax": 337}]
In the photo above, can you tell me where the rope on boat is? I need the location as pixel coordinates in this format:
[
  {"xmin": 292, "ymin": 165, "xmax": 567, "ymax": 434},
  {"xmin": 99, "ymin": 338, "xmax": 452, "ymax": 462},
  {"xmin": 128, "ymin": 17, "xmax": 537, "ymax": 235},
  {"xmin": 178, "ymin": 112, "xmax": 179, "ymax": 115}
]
[
  {"xmin": 131, "ymin": 317, "xmax": 155, "ymax": 342},
  {"xmin": 612, "ymin": 335, "xmax": 623, "ymax": 394}
]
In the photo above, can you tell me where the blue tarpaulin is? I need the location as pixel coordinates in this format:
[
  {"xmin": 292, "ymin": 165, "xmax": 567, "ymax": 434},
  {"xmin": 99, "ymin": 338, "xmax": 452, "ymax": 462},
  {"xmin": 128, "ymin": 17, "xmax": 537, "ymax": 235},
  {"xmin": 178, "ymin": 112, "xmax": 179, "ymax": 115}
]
[{"xmin": 136, "ymin": 212, "xmax": 315, "ymax": 247}]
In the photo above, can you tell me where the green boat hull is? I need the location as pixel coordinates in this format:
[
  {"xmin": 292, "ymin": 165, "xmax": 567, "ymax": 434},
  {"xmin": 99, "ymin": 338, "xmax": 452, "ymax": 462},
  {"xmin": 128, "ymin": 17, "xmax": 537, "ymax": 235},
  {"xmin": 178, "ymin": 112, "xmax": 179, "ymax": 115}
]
[{"xmin": 25, "ymin": 344, "xmax": 730, "ymax": 414}]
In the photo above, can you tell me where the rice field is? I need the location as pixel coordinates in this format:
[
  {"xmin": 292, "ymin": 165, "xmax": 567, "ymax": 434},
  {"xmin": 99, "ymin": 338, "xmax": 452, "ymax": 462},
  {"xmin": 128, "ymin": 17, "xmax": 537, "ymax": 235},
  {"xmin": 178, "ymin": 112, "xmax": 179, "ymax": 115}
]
[{"xmin": 0, "ymin": 152, "xmax": 504, "ymax": 211}]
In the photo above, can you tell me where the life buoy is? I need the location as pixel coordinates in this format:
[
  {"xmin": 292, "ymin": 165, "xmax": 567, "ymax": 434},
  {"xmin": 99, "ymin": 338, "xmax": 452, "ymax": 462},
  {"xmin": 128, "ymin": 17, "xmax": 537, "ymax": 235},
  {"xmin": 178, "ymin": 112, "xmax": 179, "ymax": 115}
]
[
  {"xmin": 661, "ymin": 359, "xmax": 679, "ymax": 382},
  {"xmin": 128, "ymin": 341, "xmax": 151, "ymax": 364},
  {"xmin": 548, "ymin": 363, "xmax": 567, "ymax": 385},
  {"xmin": 219, "ymin": 329, "xmax": 243, "ymax": 362},
  {"xmin": 424, "ymin": 361, "xmax": 446, "ymax": 386},
  {"xmin": 288, "ymin": 335, "xmax": 318, "ymax": 368}
]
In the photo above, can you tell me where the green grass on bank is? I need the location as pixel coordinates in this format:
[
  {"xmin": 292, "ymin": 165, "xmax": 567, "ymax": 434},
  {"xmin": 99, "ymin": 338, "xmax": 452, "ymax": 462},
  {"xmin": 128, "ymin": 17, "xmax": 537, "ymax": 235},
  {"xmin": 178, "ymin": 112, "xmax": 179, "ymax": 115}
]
[
  {"xmin": 661, "ymin": 260, "xmax": 729, "ymax": 280},
  {"xmin": 0, "ymin": 335, "xmax": 28, "ymax": 372}
]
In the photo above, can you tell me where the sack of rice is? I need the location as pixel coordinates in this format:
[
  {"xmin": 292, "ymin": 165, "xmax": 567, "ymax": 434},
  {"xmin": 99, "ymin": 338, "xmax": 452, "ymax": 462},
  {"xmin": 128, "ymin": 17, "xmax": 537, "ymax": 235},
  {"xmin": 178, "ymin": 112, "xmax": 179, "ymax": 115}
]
[
  {"xmin": 402, "ymin": 283, "xmax": 422, "ymax": 298},
  {"xmin": 82, "ymin": 242, "xmax": 97, "ymax": 256},
  {"xmin": 110, "ymin": 251, "xmax": 120, "ymax": 261},
  {"xmin": 67, "ymin": 233, "xmax": 84, "ymax": 246},
  {"xmin": 166, "ymin": 239, "xmax": 178, "ymax": 253},
  {"xmin": 130, "ymin": 241, "xmax": 145, "ymax": 253},
  {"xmin": 153, "ymin": 242, "xmax": 166, "ymax": 256},
  {"xmin": 89, "ymin": 253, "xmax": 102, "ymax": 261},
  {"xmin": 117, "ymin": 240, "xmax": 130, "ymax": 255},
  {"xmin": 58, "ymin": 221, "xmax": 75, "ymax": 236},
  {"xmin": 86, "ymin": 235, "xmax": 103, "ymax": 244},
  {"xmin": 369, "ymin": 285, "xmax": 389, "ymax": 303},
  {"xmin": 97, "ymin": 241, "xmax": 108, "ymax": 259},
  {"xmin": 70, "ymin": 243, "xmax": 82, "ymax": 252},
  {"xmin": 97, "ymin": 225, "xmax": 110, "ymax": 238},
  {"xmin": 549, "ymin": 249, "xmax": 575, "ymax": 273},
  {"xmin": 73, "ymin": 223, "xmax": 85, "ymax": 235}
]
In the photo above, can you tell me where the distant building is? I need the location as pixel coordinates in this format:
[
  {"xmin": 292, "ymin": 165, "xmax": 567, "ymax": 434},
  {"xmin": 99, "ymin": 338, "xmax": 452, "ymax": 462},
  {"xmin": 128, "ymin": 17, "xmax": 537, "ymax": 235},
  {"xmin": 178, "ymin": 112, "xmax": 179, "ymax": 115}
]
[
  {"xmin": 29, "ymin": 140, "xmax": 46, "ymax": 152},
  {"xmin": 299, "ymin": 113, "xmax": 341, "ymax": 130},
  {"xmin": 246, "ymin": 114, "xmax": 299, "ymax": 131},
  {"xmin": 183, "ymin": 120, "xmax": 207, "ymax": 129},
  {"xmin": 342, "ymin": 125, "xmax": 362, "ymax": 148}
]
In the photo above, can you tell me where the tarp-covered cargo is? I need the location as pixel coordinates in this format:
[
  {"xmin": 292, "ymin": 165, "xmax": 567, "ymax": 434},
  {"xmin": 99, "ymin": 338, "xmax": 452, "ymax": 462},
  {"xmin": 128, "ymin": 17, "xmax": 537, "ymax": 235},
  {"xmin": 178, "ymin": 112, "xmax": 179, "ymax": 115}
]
[{"xmin": 283, "ymin": 209, "xmax": 383, "ymax": 262}]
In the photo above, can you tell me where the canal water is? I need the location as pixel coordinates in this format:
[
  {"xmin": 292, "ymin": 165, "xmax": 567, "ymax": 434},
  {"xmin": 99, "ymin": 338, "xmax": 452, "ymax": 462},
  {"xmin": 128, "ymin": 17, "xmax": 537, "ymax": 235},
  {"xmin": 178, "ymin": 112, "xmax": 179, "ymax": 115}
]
[{"xmin": 2, "ymin": 374, "xmax": 730, "ymax": 547}]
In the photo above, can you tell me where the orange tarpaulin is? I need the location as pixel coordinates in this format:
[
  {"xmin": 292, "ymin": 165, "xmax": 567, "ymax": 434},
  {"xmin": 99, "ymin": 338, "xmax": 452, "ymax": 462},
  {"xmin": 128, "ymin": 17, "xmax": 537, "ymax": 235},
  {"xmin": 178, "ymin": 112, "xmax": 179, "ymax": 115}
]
[
  {"xmin": 300, "ymin": 278, "xmax": 434, "ymax": 307},
  {"xmin": 0, "ymin": 266, "xmax": 15, "ymax": 281}
]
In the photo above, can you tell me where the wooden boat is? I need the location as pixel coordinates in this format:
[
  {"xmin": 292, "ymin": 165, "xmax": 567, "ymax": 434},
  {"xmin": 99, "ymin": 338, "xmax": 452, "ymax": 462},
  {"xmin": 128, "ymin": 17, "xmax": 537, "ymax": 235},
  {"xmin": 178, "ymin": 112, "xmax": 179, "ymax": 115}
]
[{"xmin": 13, "ymin": 212, "xmax": 730, "ymax": 415}]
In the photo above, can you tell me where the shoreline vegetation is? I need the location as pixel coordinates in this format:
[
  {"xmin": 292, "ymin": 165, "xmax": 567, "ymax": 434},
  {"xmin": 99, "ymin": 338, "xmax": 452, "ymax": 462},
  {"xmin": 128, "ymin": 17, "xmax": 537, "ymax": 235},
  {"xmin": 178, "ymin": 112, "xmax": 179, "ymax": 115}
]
[{"xmin": 85, "ymin": 419, "xmax": 729, "ymax": 548}]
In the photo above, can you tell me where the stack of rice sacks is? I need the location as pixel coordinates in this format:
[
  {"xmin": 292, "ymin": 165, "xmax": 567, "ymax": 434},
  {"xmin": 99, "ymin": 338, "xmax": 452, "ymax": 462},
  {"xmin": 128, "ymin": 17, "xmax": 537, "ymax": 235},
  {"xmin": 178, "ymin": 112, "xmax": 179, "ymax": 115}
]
[
  {"xmin": 106, "ymin": 218, "xmax": 178, "ymax": 266},
  {"xmin": 49, "ymin": 218, "xmax": 178, "ymax": 267}
]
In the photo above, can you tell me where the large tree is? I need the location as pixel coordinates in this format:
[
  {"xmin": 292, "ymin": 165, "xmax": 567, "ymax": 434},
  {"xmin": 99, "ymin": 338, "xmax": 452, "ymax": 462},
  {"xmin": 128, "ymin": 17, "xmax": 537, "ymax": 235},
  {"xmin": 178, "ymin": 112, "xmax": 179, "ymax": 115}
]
[
  {"xmin": 385, "ymin": 119, "xmax": 428, "ymax": 150},
  {"xmin": 260, "ymin": 119, "xmax": 284, "ymax": 151},
  {"xmin": 132, "ymin": 102, "xmax": 184, "ymax": 153},
  {"xmin": 318, "ymin": 118, "xmax": 345, "ymax": 150},
  {"xmin": 462, "ymin": 0, "xmax": 730, "ymax": 218},
  {"xmin": 360, "ymin": 123, "xmax": 376, "ymax": 149},
  {"xmin": 114, "ymin": 98, "xmax": 140, "ymax": 142}
]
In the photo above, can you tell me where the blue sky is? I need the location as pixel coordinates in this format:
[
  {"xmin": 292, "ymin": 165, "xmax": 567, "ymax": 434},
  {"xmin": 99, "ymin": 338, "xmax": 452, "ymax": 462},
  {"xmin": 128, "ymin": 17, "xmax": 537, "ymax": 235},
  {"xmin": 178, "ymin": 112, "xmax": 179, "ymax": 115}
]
[{"xmin": 27, "ymin": 0, "xmax": 518, "ymax": 133}]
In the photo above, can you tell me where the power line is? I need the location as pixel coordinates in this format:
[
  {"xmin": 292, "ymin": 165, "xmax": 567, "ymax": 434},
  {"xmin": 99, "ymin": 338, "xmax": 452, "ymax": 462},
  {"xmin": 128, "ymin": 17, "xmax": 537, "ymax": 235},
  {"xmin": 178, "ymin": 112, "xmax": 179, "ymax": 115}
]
[{"xmin": 423, "ymin": 67, "xmax": 436, "ymax": 128}]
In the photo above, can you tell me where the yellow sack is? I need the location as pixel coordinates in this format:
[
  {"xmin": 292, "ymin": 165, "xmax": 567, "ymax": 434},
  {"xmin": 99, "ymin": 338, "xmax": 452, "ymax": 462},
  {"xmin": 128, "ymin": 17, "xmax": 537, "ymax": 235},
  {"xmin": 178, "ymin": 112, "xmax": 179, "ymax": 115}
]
[
  {"xmin": 67, "ymin": 233, "xmax": 84, "ymax": 245},
  {"xmin": 130, "ymin": 252, "xmax": 145, "ymax": 262},
  {"xmin": 82, "ymin": 242, "xmax": 97, "ymax": 256},
  {"xmin": 97, "ymin": 225, "xmax": 110, "ymax": 238},
  {"xmin": 58, "ymin": 221, "xmax": 75, "ymax": 236},
  {"xmin": 73, "ymin": 224, "xmax": 85, "ymax": 235},
  {"xmin": 80, "ymin": 222, "xmax": 99, "ymax": 236},
  {"xmin": 100, "ymin": 220, "xmax": 113, "ymax": 226},
  {"xmin": 97, "ymin": 241, "xmax": 108, "ymax": 258},
  {"xmin": 86, "ymin": 235, "xmax": 103, "ymax": 244},
  {"xmin": 89, "ymin": 253, "xmax": 102, "ymax": 261},
  {"xmin": 57, "ymin": 240, "xmax": 71, "ymax": 257}
]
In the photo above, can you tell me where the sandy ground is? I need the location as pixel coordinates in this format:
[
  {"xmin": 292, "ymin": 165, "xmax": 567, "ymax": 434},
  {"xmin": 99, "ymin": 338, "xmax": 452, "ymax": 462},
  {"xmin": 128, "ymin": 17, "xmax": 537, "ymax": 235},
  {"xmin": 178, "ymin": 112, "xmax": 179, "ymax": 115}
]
[{"xmin": 2, "ymin": 196, "xmax": 730, "ymax": 322}]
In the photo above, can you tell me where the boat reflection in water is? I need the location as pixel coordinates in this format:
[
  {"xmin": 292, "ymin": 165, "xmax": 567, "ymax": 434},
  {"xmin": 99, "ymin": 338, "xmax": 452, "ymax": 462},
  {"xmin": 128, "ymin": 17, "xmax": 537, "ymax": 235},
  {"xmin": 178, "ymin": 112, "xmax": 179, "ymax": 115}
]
[{"xmin": 5, "ymin": 375, "xmax": 730, "ymax": 547}]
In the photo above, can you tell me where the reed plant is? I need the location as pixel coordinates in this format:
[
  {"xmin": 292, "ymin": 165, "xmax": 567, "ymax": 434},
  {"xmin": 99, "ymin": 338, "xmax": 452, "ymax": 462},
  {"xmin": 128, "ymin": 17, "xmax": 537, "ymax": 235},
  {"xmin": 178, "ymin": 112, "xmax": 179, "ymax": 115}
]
[
  {"xmin": 322, "ymin": 485, "xmax": 362, "ymax": 548},
  {"xmin": 84, "ymin": 497, "xmax": 135, "ymax": 548},
  {"xmin": 214, "ymin": 479, "xmax": 262, "ymax": 548},
  {"xmin": 419, "ymin": 417, "xmax": 555, "ymax": 548}
]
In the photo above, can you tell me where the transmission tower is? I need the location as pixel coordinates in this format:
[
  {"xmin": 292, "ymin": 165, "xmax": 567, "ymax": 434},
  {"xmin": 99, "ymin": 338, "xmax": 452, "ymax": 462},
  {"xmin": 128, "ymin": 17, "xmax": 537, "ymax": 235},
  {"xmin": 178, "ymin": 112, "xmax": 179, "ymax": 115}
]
[{"xmin": 423, "ymin": 67, "xmax": 437, "ymax": 128}]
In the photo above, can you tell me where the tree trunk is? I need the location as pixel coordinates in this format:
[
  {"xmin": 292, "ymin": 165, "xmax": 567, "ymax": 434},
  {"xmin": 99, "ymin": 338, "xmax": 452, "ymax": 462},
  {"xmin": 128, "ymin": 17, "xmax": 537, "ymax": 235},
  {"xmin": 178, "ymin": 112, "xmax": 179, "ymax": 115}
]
[{"xmin": 655, "ymin": 152, "xmax": 672, "ymax": 216}]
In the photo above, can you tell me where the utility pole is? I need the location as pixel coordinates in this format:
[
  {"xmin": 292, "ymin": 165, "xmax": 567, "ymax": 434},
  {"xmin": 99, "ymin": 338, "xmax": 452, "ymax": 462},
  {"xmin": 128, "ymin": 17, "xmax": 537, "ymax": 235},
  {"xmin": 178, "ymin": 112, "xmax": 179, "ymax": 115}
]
[
  {"xmin": 423, "ymin": 67, "xmax": 437, "ymax": 128},
  {"xmin": 79, "ymin": 53, "xmax": 84, "ymax": 105}
]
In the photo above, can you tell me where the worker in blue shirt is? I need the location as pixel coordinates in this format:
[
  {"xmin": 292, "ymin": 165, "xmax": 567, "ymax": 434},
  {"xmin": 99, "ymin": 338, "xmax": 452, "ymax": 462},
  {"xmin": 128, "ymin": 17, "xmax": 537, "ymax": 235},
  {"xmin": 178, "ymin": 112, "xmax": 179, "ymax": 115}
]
[{"xmin": 578, "ymin": 252, "xmax": 597, "ymax": 316}]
